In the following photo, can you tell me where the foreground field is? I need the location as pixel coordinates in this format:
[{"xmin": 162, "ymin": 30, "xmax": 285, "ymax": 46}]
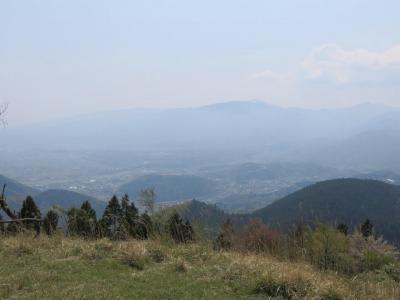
[{"xmin": 0, "ymin": 235, "xmax": 399, "ymax": 299}]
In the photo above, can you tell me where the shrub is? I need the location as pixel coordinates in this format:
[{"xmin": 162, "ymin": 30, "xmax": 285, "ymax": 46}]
[
  {"xmin": 174, "ymin": 259, "xmax": 187, "ymax": 273},
  {"xmin": 168, "ymin": 212, "xmax": 194, "ymax": 243},
  {"xmin": 148, "ymin": 248, "xmax": 166, "ymax": 263},
  {"xmin": 320, "ymin": 288, "xmax": 343, "ymax": 300},
  {"xmin": 349, "ymin": 232, "xmax": 399, "ymax": 272},
  {"xmin": 382, "ymin": 264, "xmax": 400, "ymax": 282},
  {"xmin": 214, "ymin": 219, "xmax": 235, "ymax": 250},
  {"xmin": 360, "ymin": 251, "xmax": 395, "ymax": 272},
  {"xmin": 43, "ymin": 210, "xmax": 59, "ymax": 235},
  {"xmin": 306, "ymin": 224, "xmax": 349, "ymax": 271},
  {"xmin": 124, "ymin": 254, "xmax": 147, "ymax": 271},
  {"xmin": 241, "ymin": 218, "xmax": 280, "ymax": 253},
  {"xmin": 254, "ymin": 276, "xmax": 310, "ymax": 299}
]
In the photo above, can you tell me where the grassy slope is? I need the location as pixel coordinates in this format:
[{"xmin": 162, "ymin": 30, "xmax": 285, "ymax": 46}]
[{"xmin": 1, "ymin": 235, "xmax": 399, "ymax": 299}]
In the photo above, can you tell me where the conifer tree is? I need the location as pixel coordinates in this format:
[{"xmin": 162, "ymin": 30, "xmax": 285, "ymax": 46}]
[
  {"xmin": 20, "ymin": 196, "xmax": 41, "ymax": 232},
  {"xmin": 67, "ymin": 205, "xmax": 96, "ymax": 238},
  {"xmin": 81, "ymin": 200, "xmax": 97, "ymax": 220},
  {"xmin": 168, "ymin": 212, "xmax": 193, "ymax": 243},
  {"xmin": 360, "ymin": 219, "xmax": 374, "ymax": 238},
  {"xmin": 121, "ymin": 194, "xmax": 138, "ymax": 236},
  {"xmin": 43, "ymin": 210, "xmax": 59, "ymax": 235},
  {"xmin": 102, "ymin": 196, "xmax": 126, "ymax": 239}
]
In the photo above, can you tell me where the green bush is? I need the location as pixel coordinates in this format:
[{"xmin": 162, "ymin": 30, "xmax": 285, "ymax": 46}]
[
  {"xmin": 254, "ymin": 276, "xmax": 310, "ymax": 299},
  {"xmin": 382, "ymin": 264, "xmax": 400, "ymax": 282},
  {"xmin": 148, "ymin": 248, "xmax": 166, "ymax": 263},
  {"xmin": 124, "ymin": 254, "xmax": 147, "ymax": 270},
  {"xmin": 306, "ymin": 224, "xmax": 349, "ymax": 271},
  {"xmin": 360, "ymin": 251, "xmax": 395, "ymax": 272},
  {"xmin": 320, "ymin": 288, "xmax": 343, "ymax": 300},
  {"xmin": 174, "ymin": 259, "xmax": 188, "ymax": 273}
]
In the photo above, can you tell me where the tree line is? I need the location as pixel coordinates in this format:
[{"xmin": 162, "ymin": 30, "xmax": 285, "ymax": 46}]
[{"xmin": 0, "ymin": 193, "xmax": 194, "ymax": 244}]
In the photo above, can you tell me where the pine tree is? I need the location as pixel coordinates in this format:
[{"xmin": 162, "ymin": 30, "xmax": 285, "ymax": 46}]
[
  {"xmin": 43, "ymin": 210, "xmax": 59, "ymax": 235},
  {"xmin": 81, "ymin": 201, "xmax": 97, "ymax": 220},
  {"xmin": 67, "ymin": 207, "xmax": 96, "ymax": 238},
  {"xmin": 20, "ymin": 196, "xmax": 41, "ymax": 232},
  {"xmin": 360, "ymin": 219, "xmax": 374, "ymax": 238},
  {"xmin": 102, "ymin": 196, "xmax": 126, "ymax": 239},
  {"xmin": 121, "ymin": 194, "xmax": 138, "ymax": 237},
  {"xmin": 168, "ymin": 212, "xmax": 193, "ymax": 243}
]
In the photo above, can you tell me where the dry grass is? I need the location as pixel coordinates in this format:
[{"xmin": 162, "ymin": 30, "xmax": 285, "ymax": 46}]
[{"xmin": 0, "ymin": 234, "xmax": 399, "ymax": 299}]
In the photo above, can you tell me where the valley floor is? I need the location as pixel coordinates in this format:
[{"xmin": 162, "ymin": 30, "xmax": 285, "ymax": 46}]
[{"xmin": 0, "ymin": 235, "xmax": 399, "ymax": 299}]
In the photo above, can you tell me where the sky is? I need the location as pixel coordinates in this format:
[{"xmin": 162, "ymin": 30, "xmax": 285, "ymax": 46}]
[{"xmin": 1, "ymin": 0, "xmax": 400, "ymax": 126}]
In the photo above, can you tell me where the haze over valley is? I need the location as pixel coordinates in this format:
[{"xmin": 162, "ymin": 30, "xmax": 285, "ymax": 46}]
[{"xmin": 1, "ymin": 100, "xmax": 400, "ymax": 213}]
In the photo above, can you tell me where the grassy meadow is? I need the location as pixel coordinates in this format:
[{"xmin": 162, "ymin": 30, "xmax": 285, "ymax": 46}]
[{"xmin": 1, "ymin": 234, "xmax": 400, "ymax": 299}]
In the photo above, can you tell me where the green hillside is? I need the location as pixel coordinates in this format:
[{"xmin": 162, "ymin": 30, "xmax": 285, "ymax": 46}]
[
  {"xmin": 2, "ymin": 236, "xmax": 399, "ymax": 299},
  {"xmin": 252, "ymin": 178, "xmax": 400, "ymax": 243}
]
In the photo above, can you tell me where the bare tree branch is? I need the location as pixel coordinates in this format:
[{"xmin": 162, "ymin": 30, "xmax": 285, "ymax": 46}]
[
  {"xmin": 0, "ymin": 218, "xmax": 42, "ymax": 224},
  {"xmin": 0, "ymin": 184, "xmax": 18, "ymax": 220}
]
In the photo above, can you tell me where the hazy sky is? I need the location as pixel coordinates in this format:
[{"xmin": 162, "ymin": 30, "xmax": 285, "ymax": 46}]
[{"xmin": 1, "ymin": 1, "xmax": 400, "ymax": 125}]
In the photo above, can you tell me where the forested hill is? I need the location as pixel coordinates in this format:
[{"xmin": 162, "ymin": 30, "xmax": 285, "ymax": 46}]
[
  {"xmin": 251, "ymin": 178, "xmax": 400, "ymax": 243},
  {"xmin": 0, "ymin": 174, "xmax": 39, "ymax": 198},
  {"xmin": 173, "ymin": 179, "xmax": 400, "ymax": 244},
  {"xmin": 34, "ymin": 189, "xmax": 105, "ymax": 215}
]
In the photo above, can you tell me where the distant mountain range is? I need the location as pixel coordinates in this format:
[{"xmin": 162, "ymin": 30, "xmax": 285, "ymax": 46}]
[{"xmin": 2, "ymin": 101, "xmax": 400, "ymax": 172}]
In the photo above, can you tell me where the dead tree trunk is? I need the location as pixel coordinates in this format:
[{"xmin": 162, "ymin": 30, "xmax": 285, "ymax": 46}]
[
  {"xmin": 0, "ymin": 184, "xmax": 41, "ymax": 235},
  {"xmin": 0, "ymin": 184, "xmax": 18, "ymax": 220}
]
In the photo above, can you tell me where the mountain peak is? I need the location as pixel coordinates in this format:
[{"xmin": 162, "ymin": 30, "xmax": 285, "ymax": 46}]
[{"xmin": 200, "ymin": 100, "xmax": 278, "ymax": 112}]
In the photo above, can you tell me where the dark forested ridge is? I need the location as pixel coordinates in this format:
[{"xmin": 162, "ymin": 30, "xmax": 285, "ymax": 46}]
[
  {"xmin": 252, "ymin": 178, "xmax": 400, "ymax": 243},
  {"xmin": 173, "ymin": 179, "xmax": 400, "ymax": 245}
]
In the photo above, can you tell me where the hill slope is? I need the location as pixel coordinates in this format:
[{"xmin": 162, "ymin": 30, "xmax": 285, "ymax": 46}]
[
  {"xmin": 162, "ymin": 200, "xmax": 229, "ymax": 234},
  {"xmin": 0, "ymin": 175, "xmax": 39, "ymax": 198},
  {"xmin": 34, "ymin": 189, "xmax": 105, "ymax": 215},
  {"xmin": 2, "ymin": 236, "xmax": 399, "ymax": 299},
  {"xmin": 252, "ymin": 178, "xmax": 400, "ymax": 243}
]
